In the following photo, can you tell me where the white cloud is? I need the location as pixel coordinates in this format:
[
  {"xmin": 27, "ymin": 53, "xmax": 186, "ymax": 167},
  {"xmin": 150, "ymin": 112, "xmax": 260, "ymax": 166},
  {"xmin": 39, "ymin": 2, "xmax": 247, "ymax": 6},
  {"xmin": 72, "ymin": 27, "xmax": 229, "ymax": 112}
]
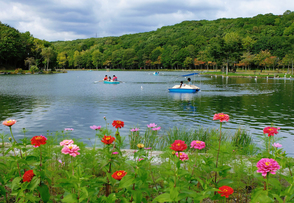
[{"xmin": 0, "ymin": 0, "xmax": 293, "ymax": 41}]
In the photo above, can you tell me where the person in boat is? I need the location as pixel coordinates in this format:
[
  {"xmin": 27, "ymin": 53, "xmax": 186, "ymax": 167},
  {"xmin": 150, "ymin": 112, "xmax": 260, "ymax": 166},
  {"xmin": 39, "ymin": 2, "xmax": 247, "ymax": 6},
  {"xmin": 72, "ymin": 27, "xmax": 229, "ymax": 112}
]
[
  {"xmin": 187, "ymin": 78, "xmax": 192, "ymax": 85},
  {"xmin": 108, "ymin": 76, "xmax": 112, "ymax": 81},
  {"xmin": 179, "ymin": 81, "xmax": 184, "ymax": 88},
  {"xmin": 113, "ymin": 75, "xmax": 118, "ymax": 81},
  {"xmin": 103, "ymin": 75, "xmax": 108, "ymax": 81}
]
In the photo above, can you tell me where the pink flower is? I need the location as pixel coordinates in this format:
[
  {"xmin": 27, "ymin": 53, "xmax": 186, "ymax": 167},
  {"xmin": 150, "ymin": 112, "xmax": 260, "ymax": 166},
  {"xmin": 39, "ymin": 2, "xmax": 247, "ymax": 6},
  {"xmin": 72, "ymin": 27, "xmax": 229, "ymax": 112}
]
[
  {"xmin": 64, "ymin": 128, "xmax": 74, "ymax": 131},
  {"xmin": 130, "ymin": 128, "xmax": 139, "ymax": 132},
  {"xmin": 90, "ymin": 125, "xmax": 101, "ymax": 130},
  {"xmin": 263, "ymin": 127, "xmax": 278, "ymax": 137},
  {"xmin": 213, "ymin": 113, "xmax": 229, "ymax": 122},
  {"xmin": 256, "ymin": 158, "xmax": 280, "ymax": 177},
  {"xmin": 144, "ymin": 147, "xmax": 152, "ymax": 150},
  {"xmin": 152, "ymin": 126, "xmax": 161, "ymax": 131},
  {"xmin": 175, "ymin": 152, "xmax": 189, "ymax": 161},
  {"xmin": 61, "ymin": 144, "xmax": 80, "ymax": 157},
  {"xmin": 60, "ymin": 140, "xmax": 74, "ymax": 146},
  {"xmin": 147, "ymin": 123, "xmax": 157, "ymax": 128},
  {"xmin": 138, "ymin": 158, "xmax": 144, "ymax": 161},
  {"xmin": 272, "ymin": 143, "xmax": 282, "ymax": 148},
  {"xmin": 191, "ymin": 140, "xmax": 205, "ymax": 150},
  {"xmin": 112, "ymin": 152, "xmax": 118, "ymax": 155}
]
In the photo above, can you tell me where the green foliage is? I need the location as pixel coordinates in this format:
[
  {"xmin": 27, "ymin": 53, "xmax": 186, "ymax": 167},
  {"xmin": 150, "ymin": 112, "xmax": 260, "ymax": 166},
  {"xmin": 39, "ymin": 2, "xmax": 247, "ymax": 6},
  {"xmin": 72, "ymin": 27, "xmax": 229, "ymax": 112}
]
[{"xmin": 29, "ymin": 65, "xmax": 39, "ymax": 74}]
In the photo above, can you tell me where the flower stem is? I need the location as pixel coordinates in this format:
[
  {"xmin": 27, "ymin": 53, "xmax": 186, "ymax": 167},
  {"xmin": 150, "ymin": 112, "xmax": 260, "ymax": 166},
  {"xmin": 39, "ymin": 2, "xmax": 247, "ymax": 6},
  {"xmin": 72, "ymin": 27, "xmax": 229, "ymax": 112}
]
[
  {"xmin": 266, "ymin": 173, "xmax": 269, "ymax": 196},
  {"xmin": 215, "ymin": 122, "xmax": 222, "ymax": 183}
]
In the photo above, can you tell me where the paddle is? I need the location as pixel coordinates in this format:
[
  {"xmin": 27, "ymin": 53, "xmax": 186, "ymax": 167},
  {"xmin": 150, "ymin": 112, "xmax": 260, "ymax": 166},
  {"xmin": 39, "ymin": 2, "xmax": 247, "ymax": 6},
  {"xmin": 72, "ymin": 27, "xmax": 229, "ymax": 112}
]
[{"xmin": 94, "ymin": 80, "xmax": 103, "ymax": 83}]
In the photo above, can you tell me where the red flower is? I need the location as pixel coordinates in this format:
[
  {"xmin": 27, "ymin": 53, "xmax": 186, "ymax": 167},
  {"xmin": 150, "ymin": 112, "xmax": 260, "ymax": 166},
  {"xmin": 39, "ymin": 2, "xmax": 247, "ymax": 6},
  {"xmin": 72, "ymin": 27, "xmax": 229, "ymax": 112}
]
[
  {"xmin": 31, "ymin": 135, "xmax": 47, "ymax": 147},
  {"xmin": 2, "ymin": 119, "xmax": 17, "ymax": 127},
  {"xmin": 263, "ymin": 127, "xmax": 278, "ymax": 137},
  {"xmin": 112, "ymin": 170, "xmax": 127, "ymax": 180},
  {"xmin": 218, "ymin": 186, "xmax": 234, "ymax": 198},
  {"xmin": 23, "ymin": 170, "xmax": 35, "ymax": 182},
  {"xmin": 170, "ymin": 140, "xmax": 187, "ymax": 152},
  {"xmin": 213, "ymin": 113, "xmax": 229, "ymax": 122},
  {"xmin": 101, "ymin": 135, "xmax": 115, "ymax": 145},
  {"xmin": 112, "ymin": 120, "xmax": 124, "ymax": 128}
]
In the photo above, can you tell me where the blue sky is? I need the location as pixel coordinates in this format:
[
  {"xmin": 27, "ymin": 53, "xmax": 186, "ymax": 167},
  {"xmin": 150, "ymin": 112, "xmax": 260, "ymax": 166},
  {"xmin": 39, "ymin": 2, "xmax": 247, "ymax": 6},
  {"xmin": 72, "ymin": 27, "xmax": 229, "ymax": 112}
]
[{"xmin": 0, "ymin": 0, "xmax": 292, "ymax": 41}]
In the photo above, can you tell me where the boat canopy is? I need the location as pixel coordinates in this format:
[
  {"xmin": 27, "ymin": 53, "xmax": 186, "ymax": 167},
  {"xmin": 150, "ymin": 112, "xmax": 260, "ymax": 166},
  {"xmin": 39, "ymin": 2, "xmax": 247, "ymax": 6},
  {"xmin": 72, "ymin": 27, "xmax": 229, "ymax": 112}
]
[{"xmin": 181, "ymin": 73, "xmax": 199, "ymax": 77}]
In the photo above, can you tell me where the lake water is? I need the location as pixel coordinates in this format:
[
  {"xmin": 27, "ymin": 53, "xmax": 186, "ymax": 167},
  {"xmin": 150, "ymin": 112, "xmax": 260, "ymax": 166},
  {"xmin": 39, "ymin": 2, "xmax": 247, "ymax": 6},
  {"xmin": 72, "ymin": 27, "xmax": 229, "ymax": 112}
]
[{"xmin": 0, "ymin": 71, "xmax": 293, "ymax": 155}]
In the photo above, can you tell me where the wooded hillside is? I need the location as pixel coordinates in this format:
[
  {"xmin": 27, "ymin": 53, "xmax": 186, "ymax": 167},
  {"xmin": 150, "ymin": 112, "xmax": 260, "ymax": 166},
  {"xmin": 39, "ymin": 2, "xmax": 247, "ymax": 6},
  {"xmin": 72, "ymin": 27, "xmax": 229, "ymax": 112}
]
[{"xmin": 1, "ymin": 10, "xmax": 294, "ymax": 71}]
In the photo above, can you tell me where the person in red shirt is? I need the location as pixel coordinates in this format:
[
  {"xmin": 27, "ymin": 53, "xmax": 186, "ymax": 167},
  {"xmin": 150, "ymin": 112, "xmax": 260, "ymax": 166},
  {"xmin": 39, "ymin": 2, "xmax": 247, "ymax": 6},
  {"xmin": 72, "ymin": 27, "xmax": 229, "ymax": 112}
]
[
  {"xmin": 113, "ymin": 75, "xmax": 118, "ymax": 81},
  {"xmin": 103, "ymin": 75, "xmax": 108, "ymax": 80}
]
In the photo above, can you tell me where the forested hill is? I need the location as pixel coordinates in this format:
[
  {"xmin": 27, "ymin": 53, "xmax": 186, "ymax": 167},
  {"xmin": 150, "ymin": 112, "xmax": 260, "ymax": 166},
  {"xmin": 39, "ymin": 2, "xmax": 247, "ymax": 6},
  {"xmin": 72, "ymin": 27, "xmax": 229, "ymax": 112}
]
[{"xmin": 1, "ymin": 10, "xmax": 294, "ymax": 71}]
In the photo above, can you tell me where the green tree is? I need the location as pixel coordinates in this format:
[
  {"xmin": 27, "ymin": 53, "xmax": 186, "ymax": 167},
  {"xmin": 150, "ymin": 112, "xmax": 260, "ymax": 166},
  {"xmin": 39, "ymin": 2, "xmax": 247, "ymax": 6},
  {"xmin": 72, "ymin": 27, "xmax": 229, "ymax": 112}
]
[
  {"xmin": 41, "ymin": 47, "xmax": 56, "ymax": 71},
  {"xmin": 92, "ymin": 50, "xmax": 103, "ymax": 69}
]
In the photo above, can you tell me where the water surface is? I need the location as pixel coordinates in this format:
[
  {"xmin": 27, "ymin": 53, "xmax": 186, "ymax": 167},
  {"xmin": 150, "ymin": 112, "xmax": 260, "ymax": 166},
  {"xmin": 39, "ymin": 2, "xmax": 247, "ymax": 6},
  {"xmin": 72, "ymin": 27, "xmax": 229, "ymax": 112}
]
[{"xmin": 0, "ymin": 71, "xmax": 293, "ymax": 155}]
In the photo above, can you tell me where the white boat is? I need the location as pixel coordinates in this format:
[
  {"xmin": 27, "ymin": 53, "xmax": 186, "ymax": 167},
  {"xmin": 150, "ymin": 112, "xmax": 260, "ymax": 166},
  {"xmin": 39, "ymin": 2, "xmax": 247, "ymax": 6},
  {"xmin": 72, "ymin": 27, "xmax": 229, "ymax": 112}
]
[{"xmin": 168, "ymin": 84, "xmax": 200, "ymax": 93}]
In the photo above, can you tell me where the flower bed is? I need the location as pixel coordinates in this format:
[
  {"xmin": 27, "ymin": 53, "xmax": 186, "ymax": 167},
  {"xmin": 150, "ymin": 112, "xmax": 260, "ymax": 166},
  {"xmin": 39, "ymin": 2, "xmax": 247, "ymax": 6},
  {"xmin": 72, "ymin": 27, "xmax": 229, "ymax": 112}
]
[{"xmin": 0, "ymin": 115, "xmax": 293, "ymax": 202}]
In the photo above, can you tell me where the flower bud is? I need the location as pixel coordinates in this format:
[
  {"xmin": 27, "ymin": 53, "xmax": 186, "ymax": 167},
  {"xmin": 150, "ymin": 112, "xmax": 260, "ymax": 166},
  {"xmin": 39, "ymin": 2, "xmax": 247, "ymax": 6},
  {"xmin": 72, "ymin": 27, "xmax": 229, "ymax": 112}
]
[
  {"xmin": 137, "ymin": 143, "xmax": 144, "ymax": 149},
  {"xmin": 172, "ymin": 151, "xmax": 175, "ymax": 155},
  {"xmin": 8, "ymin": 137, "xmax": 12, "ymax": 142}
]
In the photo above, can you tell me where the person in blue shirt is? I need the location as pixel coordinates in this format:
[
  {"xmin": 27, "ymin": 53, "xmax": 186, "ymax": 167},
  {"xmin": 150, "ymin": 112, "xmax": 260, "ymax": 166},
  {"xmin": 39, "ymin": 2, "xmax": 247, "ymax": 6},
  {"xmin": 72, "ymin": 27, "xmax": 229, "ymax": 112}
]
[{"xmin": 187, "ymin": 78, "xmax": 192, "ymax": 85}]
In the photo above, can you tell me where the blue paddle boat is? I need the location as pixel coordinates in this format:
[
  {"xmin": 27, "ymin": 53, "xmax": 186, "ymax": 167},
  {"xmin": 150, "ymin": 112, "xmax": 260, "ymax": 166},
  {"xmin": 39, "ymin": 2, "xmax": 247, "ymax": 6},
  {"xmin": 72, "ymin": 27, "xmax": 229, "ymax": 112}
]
[
  {"xmin": 153, "ymin": 72, "xmax": 159, "ymax": 75},
  {"xmin": 168, "ymin": 73, "xmax": 200, "ymax": 93},
  {"xmin": 104, "ymin": 80, "xmax": 120, "ymax": 84}
]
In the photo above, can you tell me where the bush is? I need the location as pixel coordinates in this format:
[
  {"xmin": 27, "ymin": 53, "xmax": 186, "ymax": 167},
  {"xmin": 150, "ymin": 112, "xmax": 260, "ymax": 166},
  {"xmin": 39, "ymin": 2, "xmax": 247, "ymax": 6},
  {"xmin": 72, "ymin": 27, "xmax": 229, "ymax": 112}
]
[{"xmin": 29, "ymin": 65, "xmax": 39, "ymax": 74}]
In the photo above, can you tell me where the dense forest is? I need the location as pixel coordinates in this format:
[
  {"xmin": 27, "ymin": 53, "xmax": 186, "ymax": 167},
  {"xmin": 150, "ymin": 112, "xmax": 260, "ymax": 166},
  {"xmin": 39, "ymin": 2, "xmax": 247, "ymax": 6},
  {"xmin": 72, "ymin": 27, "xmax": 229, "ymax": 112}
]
[{"xmin": 1, "ymin": 10, "xmax": 294, "ymax": 72}]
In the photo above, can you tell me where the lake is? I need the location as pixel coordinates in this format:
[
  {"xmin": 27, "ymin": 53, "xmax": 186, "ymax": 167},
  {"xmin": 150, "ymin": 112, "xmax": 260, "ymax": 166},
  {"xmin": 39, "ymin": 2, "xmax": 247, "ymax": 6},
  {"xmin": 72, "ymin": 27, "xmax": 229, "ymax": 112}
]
[{"xmin": 0, "ymin": 71, "xmax": 293, "ymax": 155}]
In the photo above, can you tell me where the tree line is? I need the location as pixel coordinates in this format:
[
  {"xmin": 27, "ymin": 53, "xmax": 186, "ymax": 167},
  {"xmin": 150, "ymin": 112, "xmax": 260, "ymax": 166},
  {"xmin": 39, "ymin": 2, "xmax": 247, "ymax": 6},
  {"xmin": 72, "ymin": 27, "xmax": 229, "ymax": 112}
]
[{"xmin": 1, "ymin": 10, "xmax": 294, "ymax": 73}]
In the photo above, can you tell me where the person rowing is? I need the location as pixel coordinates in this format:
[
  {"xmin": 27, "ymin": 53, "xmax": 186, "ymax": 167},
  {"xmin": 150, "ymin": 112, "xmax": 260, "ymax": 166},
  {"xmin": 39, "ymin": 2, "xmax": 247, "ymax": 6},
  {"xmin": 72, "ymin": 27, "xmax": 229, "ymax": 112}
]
[{"xmin": 103, "ymin": 75, "xmax": 108, "ymax": 81}]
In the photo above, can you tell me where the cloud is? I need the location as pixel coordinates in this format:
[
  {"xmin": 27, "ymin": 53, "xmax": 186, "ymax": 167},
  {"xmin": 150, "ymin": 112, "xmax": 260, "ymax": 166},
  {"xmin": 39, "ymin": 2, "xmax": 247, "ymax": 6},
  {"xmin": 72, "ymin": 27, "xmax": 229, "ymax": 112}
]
[{"xmin": 0, "ymin": 0, "xmax": 292, "ymax": 41}]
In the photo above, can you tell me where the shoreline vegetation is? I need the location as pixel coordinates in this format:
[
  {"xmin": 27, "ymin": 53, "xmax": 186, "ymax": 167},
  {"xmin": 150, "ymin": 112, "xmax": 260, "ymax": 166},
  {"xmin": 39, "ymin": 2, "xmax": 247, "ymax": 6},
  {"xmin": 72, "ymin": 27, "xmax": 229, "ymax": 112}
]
[
  {"xmin": 1, "ymin": 116, "xmax": 294, "ymax": 202},
  {"xmin": 1, "ymin": 68, "xmax": 294, "ymax": 79}
]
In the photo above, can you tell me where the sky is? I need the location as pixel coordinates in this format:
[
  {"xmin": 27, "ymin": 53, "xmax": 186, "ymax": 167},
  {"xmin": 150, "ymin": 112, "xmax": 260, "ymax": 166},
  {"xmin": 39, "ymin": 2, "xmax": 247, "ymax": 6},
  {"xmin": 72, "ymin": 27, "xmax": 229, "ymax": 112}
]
[{"xmin": 0, "ymin": 0, "xmax": 292, "ymax": 42}]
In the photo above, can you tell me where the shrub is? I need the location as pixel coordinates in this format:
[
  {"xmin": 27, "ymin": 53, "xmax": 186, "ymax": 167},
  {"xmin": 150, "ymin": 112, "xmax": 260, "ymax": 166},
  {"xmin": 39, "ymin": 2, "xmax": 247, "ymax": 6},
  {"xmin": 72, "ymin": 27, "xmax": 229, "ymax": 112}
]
[{"xmin": 29, "ymin": 65, "xmax": 39, "ymax": 74}]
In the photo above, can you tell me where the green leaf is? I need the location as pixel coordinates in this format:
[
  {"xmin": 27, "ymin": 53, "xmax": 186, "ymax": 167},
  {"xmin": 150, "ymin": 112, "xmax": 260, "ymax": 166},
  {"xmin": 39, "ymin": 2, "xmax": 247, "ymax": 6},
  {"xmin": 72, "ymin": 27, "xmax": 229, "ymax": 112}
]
[
  {"xmin": 272, "ymin": 194, "xmax": 284, "ymax": 203},
  {"xmin": 118, "ymin": 175, "xmax": 134, "ymax": 189},
  {"xmin": 170, "ymin": 186, "xmax": 179, "ymax": 200},
  {"xmin": 79, "ymin": 187, "xmax": 88, "ymax": 202},
  {"xmin": 62, "ymin": 193, "xmax": 78, "ymax": 203},
  {"xmin": 28, "ymin": 177, "xmax": 40, "ymax": 191},
  {"xmin": 11, "ymin": 177, "xmax": 22, "ymax": 191},
  {"xmin": 37, "ymin": 184, "xmax": 50, "ymax": 202},
  {"xmin": 152, "ymin": 193, "xmax": 172, "ymax": 203},
  {"xmin": 217, "ymin": 179, "xmax": 233, "ymax": 187}
]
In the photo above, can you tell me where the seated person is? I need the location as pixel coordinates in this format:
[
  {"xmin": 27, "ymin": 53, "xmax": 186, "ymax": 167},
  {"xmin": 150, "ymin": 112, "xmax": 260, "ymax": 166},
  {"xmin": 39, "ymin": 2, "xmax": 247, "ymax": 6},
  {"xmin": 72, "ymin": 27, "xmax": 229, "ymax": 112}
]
[
  {"xmin": 187, "ymin": 78, "xmax": 192, "ymax": 85},
  {"xmin": 179, "ymin": 81, "xmax": 184, "ymax": 88},
  {"xmin": 108, "ymin": 76, "xmax": 112, "ymax": 81},
  {"xmin": 103, "ymin": 75, "xmax": 108, "ymax": 81},
  {"xmin": 113, "ymin": 75, "xmax": 118, "ymax": 81}
]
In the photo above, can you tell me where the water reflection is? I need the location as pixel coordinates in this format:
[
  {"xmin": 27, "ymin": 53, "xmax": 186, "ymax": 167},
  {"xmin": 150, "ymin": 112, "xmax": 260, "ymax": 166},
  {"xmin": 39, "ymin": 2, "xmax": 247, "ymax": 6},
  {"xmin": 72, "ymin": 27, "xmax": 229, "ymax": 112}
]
[{"xmin": 0, "ymin": 71, "xmax": 294, "ymax": 155}]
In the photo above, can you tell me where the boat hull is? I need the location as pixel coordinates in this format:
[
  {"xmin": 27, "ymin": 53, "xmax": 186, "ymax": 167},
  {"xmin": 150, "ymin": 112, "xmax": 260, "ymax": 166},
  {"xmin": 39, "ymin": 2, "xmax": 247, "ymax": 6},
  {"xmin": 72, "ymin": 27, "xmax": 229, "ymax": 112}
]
[
  {"xmin": 168, "ymin": 88, "xmax": 198, "ymax": 93},
  {"xmin": 104, "ymin": 81, "xmax": 120, "ymax": 84},
  {"xmin": 168, "ymin": 84, "xmax": 200, "ymax": 93}
]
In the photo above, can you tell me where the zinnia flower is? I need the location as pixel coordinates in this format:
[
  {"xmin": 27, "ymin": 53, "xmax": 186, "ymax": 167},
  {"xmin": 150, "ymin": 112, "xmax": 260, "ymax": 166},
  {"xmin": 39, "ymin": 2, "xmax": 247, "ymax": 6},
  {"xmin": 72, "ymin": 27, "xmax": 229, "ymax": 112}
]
[
  {"xmin": 191, "ymin": 140, "xmax": 205, "ymax": 150},
  {"xmin": 147, "ymin": 123, "xmax": 157, "ymax": 128},
  {"xmin": 272, "ymin": 143, "xmax": 282, "ymax": 148},
  {"xmin": 60, "ymin": 140, "xmax": 74, "ymax": 146},
  {"xmin": 263, "ymin": 127, "xmax": 278, "ymax": 137},
  {"xmin": 31, "ymin": 135, "xmax": 47, "ymax": 148},
  {"xmin": 2, "ymin": 119, "xmax": 17, "ymax": 127},
  {"xmin": 218, "ymin": 186, "xmax": 234, "ymax": 198},
  {"xmin": 213, "ymin": 113, "xmax": 230, "ymax": 122},
  {"xmin": 23, "ymin": 170, "xmax": 35, "ymax": 182},
  {"xmin": 64, "ymin": 128, "xmax": 74, "ymax": 131},
  {"xmin": 137, "ymin": 143, "xmax": 144, "ymax": 149},
  {"xmin": 90, "ymin": 125, "xmax": 101, "ymax": 130},
  {"xmin": 213, "ymin": 113, "xmax": 229, "ymax": 122},
  {"xmin": 61, "ymin": 144, "xmax": 80, "ymax": 157},
  {"xmin": 152, "ymin": 126, "xmax": 161, "ymax": 131},
  {"xmin": 112, "ymin": 120, "xmax": 124, "ymax": 128},
  {"xmin": 170, "ymin": 140, "xmax": 187, "ymax": 152},
  {"xmin": 112, "ymin": 152, "xmax": 118, "ymax": 155},
  {"xmin": 138, "ymin": 158, "xmax": 144, "ymax": 161},
  {"xmin": 130, "ymin": 128, "xmax": 139, "ymax": 132},
  {"xmin": 256, "ymin": 158, "xmax": 280, "ymax": 177},
  {"xmin": 101, "ymin": 135, "xmax": 115, "ymax": 145},
  {"xmin": 175, "ymin": 152, "xmax": 189, "ymax": 161},
  {"xmin": 112, "ymin": 170, "xmax": 127, "ymax": 180}
]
